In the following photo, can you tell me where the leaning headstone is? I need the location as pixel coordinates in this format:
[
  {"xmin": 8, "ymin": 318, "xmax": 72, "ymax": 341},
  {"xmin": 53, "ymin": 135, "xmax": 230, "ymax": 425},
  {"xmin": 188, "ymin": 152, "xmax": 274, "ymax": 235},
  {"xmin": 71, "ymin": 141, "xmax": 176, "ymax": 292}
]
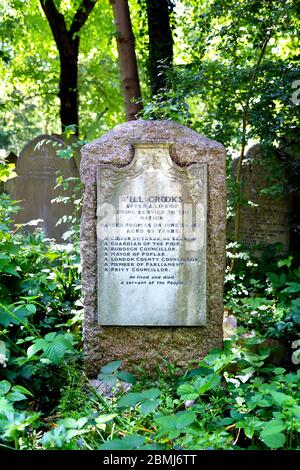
[
  {"xmin": 80, "ymin": 120, "xmax": 226, "ymax": 375},
  {"xmin": 5, "ymin": 135, "xmax": 79, "ymax": 241},
  {"xmin": 232, "ymin": 145, "xmax": 291, "ymax": 250}
]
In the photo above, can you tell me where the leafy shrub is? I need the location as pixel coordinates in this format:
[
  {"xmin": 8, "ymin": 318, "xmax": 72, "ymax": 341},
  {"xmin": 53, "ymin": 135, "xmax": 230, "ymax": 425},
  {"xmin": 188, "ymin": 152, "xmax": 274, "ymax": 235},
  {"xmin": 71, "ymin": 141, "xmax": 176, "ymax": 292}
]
[
  {"xmin": 1, "ymin": 160, "xmax": 299, "ymax": 451},
  {"xmin": 225, "ymin": 244, "xmax": 300, "ymax": 345}
]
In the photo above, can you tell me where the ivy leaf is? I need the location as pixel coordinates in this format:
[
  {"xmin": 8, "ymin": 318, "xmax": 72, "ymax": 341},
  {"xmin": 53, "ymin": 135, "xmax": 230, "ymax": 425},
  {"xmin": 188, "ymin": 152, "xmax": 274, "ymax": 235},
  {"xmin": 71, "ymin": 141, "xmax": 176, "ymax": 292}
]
[
  {"xmin": 117, "ymin": 392, "xmax": 142, "ymax": 408},
  {"xmin": 282, "ymin": 282, "xmax": 300, "ymax": 293},
  {"xmin": 6, "ymin": 391, "xmax": 28, "ymax": 402},
  {"xmin": 3, "ymin": 265, "xmax": 20, "ymax": 277},
  {"xmin": 98, "ymin": 360, "xmax": 123, "ymax": 386},
  {"xmin": 140, "ymin": 397, "xmax": 160, "ymax": 415},
  {"xmin": 25, "ymin": 304, "xmax": 36, "ymax": 314}
]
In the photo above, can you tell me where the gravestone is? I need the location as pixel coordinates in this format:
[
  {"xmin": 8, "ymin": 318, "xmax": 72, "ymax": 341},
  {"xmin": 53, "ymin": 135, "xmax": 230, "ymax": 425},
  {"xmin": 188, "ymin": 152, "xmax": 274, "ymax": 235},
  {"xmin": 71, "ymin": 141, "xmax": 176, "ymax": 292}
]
[
  {"xmin": 80, "ymin": 120, "xmax": 226, "ymax": 375},
  {"xmin": 5, "ymin": 135, "xmax": 79, "ymax": 241},
  {"xmin": 233, "ymin": 145, "xmax": 291, "ymax": 250}
]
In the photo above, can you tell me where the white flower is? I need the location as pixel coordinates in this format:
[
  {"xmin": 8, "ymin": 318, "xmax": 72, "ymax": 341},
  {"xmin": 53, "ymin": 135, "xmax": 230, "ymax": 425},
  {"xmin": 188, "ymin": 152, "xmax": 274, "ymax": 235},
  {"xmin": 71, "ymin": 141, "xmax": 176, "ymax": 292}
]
[
  {"xmin": 291, "ymin": 340, "xmax": 300, "ymax": 365},
  {"xmin": 0, "ymin": 353, "xmax": 7, "ymax": 367}
]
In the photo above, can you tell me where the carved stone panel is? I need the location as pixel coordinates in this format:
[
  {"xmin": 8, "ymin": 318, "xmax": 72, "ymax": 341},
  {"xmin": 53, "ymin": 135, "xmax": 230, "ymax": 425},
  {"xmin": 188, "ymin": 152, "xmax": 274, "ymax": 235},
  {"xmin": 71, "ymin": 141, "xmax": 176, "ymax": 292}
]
[{"xmin": 96, "ymin": 143, "xmax": 207, "ymax": 326}]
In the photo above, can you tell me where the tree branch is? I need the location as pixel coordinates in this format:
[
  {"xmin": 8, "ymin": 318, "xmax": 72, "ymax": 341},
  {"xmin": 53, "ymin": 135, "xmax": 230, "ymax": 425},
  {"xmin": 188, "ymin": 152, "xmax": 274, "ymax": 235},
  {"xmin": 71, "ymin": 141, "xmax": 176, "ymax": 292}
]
[
  {"xmin": 70, "ymin": 0, "xmax": 97, "ymax": 35},
  {"xmin": 39, "ymin": 0, "xmax": 67, "ymax": 46}
]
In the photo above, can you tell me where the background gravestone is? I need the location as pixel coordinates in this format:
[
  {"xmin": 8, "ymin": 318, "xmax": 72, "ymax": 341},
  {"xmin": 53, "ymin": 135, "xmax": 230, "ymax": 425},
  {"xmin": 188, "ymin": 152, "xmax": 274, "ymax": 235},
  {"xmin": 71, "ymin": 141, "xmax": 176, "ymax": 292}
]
[
  {"xmin": 232, "ymin": 145, "xmax": 291, "ymax": 250},
  {"xmin": 80, "ymin": 120, "xmax": 226, "ymax": 375},
  {"xmin": 5, "ymin": 134, "xmax": 80, "ymax": 241}
]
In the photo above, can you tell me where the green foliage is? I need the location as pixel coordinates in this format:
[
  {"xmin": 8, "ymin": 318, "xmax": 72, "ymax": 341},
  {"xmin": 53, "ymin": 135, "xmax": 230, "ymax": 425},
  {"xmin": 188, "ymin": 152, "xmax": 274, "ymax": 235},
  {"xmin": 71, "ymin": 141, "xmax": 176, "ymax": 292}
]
[
  {"xmin": 0, "ymin": 380, "xmax": 40, "ymax": 450},
  {"xmin": 99, "ymin": 434, "xmax": 147, "ymax": 450},
  {"xmin": 98, "ymin": 360, "xmax": 136, "ymax": 387},
  {"xmin": 177, "ymin": 373, "xmax": 221, "ymax": 401},
  {"xmin": 1, "ymin": 175, "xmax": 299, "ymax": 451},
  {"xmin": 118, "ymin": 388, "xmax": 161, "ymax": 415},
  {"xmin": 0, "ymin": 0, "xmax": 123, "ymax": 152},
  {"xmin": 0, "ymin": 0, "xmax": 299, "ymax": 452},
  {"xmin": 0, "ymin": 162, "xmax": 16, "ymax": 183},
  {"xmin": 10, "ymin": 339, "xmax": 296, "ymax": 451},
  {"xmin": 225, "ymin": 245, "xmax": 300, "ymax": 342},
  {"xmin": 27, "ymin": 332, "xmax": 75, "ymax": 366},
  {"xmin": 260, "ymin": 419, "xmax": 286, "ymax": 449},
  {"xmin": 0, "ymin": 185, "xmax": 82, "ymax": 424},
  {"xmin": 140, "ymin": 87, "xmax": 191, "ymax": 124},
  {"xmin": 155, "ymin": 410, "xmax": 197, "ymax": 440}
]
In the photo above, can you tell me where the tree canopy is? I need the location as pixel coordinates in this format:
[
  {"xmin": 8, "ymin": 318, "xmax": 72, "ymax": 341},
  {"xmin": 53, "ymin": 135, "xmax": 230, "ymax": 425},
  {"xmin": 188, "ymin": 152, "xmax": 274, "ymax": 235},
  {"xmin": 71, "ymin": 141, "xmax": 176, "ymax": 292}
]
[{"xmin": 1, "ymin": 0, "xmax": 299, "ymax": 168}]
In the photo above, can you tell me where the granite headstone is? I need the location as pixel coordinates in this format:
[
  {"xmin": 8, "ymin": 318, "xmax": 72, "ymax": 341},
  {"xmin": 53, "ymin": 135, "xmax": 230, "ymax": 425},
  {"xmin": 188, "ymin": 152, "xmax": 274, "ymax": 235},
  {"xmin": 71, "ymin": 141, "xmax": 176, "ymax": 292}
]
[{"xmin": 80, "ymin": 120, "xmax": 226, "ymax": 374}]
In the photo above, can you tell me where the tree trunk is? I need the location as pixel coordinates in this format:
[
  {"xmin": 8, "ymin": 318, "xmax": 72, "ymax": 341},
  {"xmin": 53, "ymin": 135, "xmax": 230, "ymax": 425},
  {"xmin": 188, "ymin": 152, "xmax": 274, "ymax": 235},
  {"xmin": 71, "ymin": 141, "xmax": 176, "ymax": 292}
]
[
  {"xmin": 145, "ymin": 0, "xmax": 173, "ymax": 96},
  {"xmin": 40, "ymin": 0, "xmax": 97, "ymax": 135},
  {"xmin": 59, "ymin": 37, "xmax": 79, "ymax": 134},
  {"xmin": 110, "ymin": 0, "xmax": 142, "ymax": 120}
]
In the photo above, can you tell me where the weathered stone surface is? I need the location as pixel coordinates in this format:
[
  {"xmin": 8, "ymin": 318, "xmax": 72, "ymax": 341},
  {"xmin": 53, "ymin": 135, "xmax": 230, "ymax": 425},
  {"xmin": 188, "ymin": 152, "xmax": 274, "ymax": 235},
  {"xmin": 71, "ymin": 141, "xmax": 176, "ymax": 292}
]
[
  {"xmin": 80, "ymin": 120, "xmax": 226, "ymax": 376},
  {"xmin": 97, "ymin": 142, "xmax": 207, "ymax": 326},
  {"xmin": 5, "ymin": 134, "xmax": 79, "ymax": 241},
  {"xmin": 231, "ymin": 144, "xmax": 291, "ymax": 250}
]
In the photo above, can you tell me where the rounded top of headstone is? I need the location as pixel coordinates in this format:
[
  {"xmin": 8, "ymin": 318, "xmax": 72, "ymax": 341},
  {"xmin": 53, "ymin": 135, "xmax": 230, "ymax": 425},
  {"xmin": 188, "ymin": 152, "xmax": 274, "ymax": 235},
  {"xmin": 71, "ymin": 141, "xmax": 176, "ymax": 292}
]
[
  {"xmin": 245, "ymin": 143, "xmax": 262, "ymax": 163},
  {"xmin": 80, "ymin": 120, "xmax": 225, "ymax": 184},
  {"xmin": 19, "ymin": 134, "xmax": 64, "ymax": 153},
  {"xmin": 17, "ymin": 134, "xmax": 78, "ymax": 175},
  {"xmin": 82, "ymin": 120, "xmax": 223, "ymax": 153}
]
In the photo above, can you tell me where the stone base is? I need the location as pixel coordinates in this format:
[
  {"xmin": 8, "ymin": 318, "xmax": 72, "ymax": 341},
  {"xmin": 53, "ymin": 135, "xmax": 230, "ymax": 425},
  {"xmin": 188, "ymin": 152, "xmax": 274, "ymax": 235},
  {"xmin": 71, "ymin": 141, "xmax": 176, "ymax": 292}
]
[{"xmin": 85, "ymin": 326, "xmax": 223, "ymax": 377}]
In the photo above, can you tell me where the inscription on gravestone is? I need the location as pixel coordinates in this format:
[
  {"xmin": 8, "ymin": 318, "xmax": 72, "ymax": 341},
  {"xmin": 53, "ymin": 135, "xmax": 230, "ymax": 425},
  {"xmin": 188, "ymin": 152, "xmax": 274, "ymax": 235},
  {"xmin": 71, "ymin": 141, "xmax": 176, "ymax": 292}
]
[{"xmin": 96, "ymin": 143, "xmax": 207, "ymax": 326}]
